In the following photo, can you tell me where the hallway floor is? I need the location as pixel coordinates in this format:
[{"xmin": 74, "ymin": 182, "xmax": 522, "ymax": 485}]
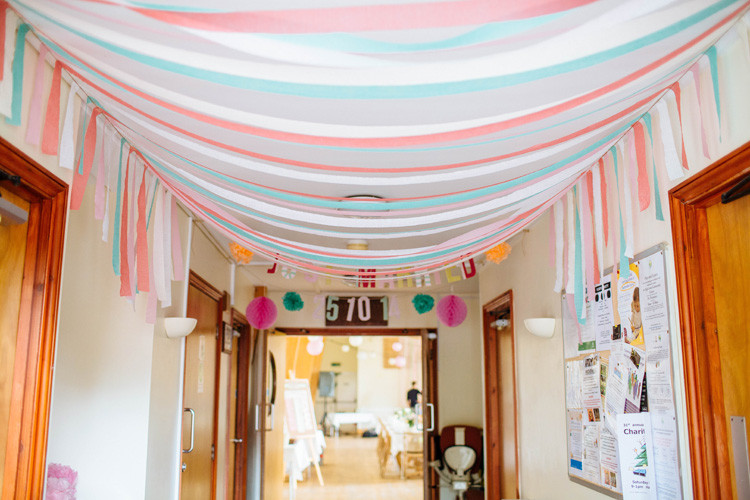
[{"xmin": 283, "ymin": 435, "xmax": 423, "ymax": 500}]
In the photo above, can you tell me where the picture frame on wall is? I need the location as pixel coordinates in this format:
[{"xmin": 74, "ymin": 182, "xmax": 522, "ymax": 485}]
[{"xmin": 221, "ymin": 322, "xmax": 234, "ymax": 354}]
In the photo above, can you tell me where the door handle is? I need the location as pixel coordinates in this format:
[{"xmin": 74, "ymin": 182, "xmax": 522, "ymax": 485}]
[
  {"xmin": 183, "ymin": 408, "xmax": 195, "ymax": 453},
  {"xmin": 231, "ymin": 438, "xmax": 243, "ymax": 443},
  {"xmin": 255, "ymin": 404, "xmax": 260, "ymax": 431},
  {"xmin": 265, "ymin": 403, "xmax": 275, "ymax": 432},
  {"xmin": 425, "ymin": 403, "xmax": 435, "ymax": 432}
]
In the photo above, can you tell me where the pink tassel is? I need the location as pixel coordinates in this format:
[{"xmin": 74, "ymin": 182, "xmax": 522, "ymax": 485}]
[
  {"xmin": 70, "ymin": 107, "xmax": 102, "ymax": 210},
  {"xmin": 119, "ymin": 152, "xmax": 132, "ymax": 298},
  {"xmin": 42, "ymin": 61, "xmax": 62, "ymax": 155},
  {"xmin": 136, "ymin": 169, "xmax": 150, "ymax": 293},
  {"xmin": 25, "ymin": 46, "xmax": 48, "ymax": 146},
  {"xmin": 632, "ymin": 121, "xmax": 651, "ymax": 212},
  {"xmin": 670, "ymin": 82, "xmax": 689, "ymax": 170}
]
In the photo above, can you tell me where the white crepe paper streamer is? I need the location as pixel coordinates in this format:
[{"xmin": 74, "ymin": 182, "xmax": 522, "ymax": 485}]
[
  {"xmin": 153, "ymin": 185, "xmax": 170, "ymax": 307},
  {"xmin": 697, "ymin": 56, "xmax": 720, "ymax": 157},
  {"xmin": 740, "ymin": 13, "xmax": 750, "ymax": 64},
  {"xmin": 93, "ymin": 115, "xmax": 106, "ymax": 220},
  {"xmin": 161, "ymin": 190, "xmax": 173, "ymax": 307},
  {"xmin": 591, "ymin": 165, "xmax": 605, "ymax": 282},
  {"xmin": 565, "ymin": 190, "xmax": 576, "ymax": 295},
  {"xmin": 576, "ymin": 184, "xmax": 588, "ymax": 316},
  {"xmin": 0, "ymin": 10, "xmax": 18, "ymax": 118},
  {"xmin": 655, "ymin": 99, "xmax": 684, "ymax": 181},
  {"xmin": 58, "ymin": 81, "xmax": 80, "ymax": 170},
  {"xmin": 615, "ymin": 143, "xmax": 635, "ymax": 259},
  {"xmin": 389, "ymin": 294, "xmax": 401, "ymax": 319},
  {"xmin": 553, "ymin": 199, "xmax": 564, "ymax": 293}
]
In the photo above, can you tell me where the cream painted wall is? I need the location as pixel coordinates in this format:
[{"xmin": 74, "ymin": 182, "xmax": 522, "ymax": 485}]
[
  {"xmin": 355, "ymin": 336, "xmax": 421, "ymax": 414},
  {"xmin": 478, "ymin": 35, "xmax": 750, "ymax": 500}
]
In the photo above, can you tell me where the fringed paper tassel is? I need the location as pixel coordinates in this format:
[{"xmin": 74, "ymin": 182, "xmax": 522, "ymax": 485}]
[
  {"xmin": 642, "ymin": 114, "xmax": 665, "ymax": 222},
  {"xmin": 654, "ymin": 99, "xmax": 684, "ymax": 182},
  {"xmin": 580, "ymin": 175, "xmax": 596, "ymax": 302},
  {"xmin": 552, "ymin": 199, "xmax": 564, "ymax": 293},
  {"xmin": 171, "ymin": 192, "xmax": 184, "ymax": 281},
  {"xmin": 0, "ymin": 6, "xmax": 15, "ymax": 118},
  {"xmin": 5, "ymin": 22, "xmax": 29, "ymax": 126},
  {"xmin": 119, "ymin": 149, "xmax": 133, "ymax": 298},
  {"xmin": 136, "ymin": 168, "xmax": 150, "ymax": 293},
  {"xmin": 669, "ymin": 82, "xmax": 689, "ymax": 171},
  {"xmin": 565, "ymin": 190, "xmax": 576, "ymax": 296},
  {"xmin": 591, "ymin": 164, "xmax": 605, "ymax": 280},
  {"xmin": 70, "ymin": 105, "xmax": 102, "ymax": 210},
  {"xmin": 573, "ymin": 186, "xmax": 585, "ymax": 324},
  {"xmin": 42, "ymin": 61, "xmax": 62, "ymax": 155},
  {"xmin": 632, "ymin": 121, "xmax": 651, "ymax": 212},
  {"xmin": 24, "ymin": 45, "xmax": 47, "ymax": 146}
]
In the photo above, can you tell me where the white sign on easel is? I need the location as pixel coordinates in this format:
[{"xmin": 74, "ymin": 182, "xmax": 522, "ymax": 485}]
[{"xmin": 284, "ymin": 379, "xmax": 324, "ymax": 488}]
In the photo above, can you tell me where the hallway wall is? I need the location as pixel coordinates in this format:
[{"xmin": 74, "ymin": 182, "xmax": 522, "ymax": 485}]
[{"xmin": 478, "ymin": 34, "xmax": 750, "ymax": 500}]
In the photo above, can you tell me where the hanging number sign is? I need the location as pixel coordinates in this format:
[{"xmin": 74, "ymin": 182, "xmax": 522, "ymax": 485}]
[{"xmin": 325, "ymin": 296, "xmax": 388, "ymax": 326}]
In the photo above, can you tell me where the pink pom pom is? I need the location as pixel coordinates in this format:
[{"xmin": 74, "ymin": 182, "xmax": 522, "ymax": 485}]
[
  {"xmin": 46, "ymin": 463, "xmax": 77, "ymax": 500},
  {"xmin": 436, "ymin": 295, "xmax": 467, "ymax": 327},
  {"xmin": 306, "ymin": 340, "xmax": 324, "ymax": 356},
  {"xmin": 245, "ymin": 297, "xmax": 278, "ymax": 329}
]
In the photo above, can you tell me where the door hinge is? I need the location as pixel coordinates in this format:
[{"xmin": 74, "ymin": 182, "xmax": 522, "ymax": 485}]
[{"xmin": 211, "ymin": 444, "xmax": 215, "ymax": 461}]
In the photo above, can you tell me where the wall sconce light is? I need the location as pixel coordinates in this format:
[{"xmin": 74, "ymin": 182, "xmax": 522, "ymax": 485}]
[
  {"xmin": 164, "ymin": 317, "xmax": 198, "ymax": 339},
  {"xmin": 524, "ymin": 318, "xmax": 556, "ymax": 338}
]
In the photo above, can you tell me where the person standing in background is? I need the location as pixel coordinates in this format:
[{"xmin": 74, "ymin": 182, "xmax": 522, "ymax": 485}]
[{"xmin": 406, "ymin": 381, "xmax": 421, "ymax": 409}]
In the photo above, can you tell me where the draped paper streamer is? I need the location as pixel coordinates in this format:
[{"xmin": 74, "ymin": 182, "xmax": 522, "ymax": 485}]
[
  {"xmin": 94, "ymin": 121, "xmax": 106, "ymax": 220},
  {"xmin": 24, "ymin": 45, "xmax": 48, "ymax": 146},
  {"xmin": 389, "ymin": 294, "xmax": 400, "ymax": 319},
  {"xmin": 655, "ymin": 99, "xmax": 684, "ymax": 181},
  {"xmin": 171, "ymin": 193, "xmax": 185, "ymax": 282},
  {"xmin": 642, "ymin": 114, "xmax": 665, "ymax": 221},
  {"xmin": 632, "ymin": 122, "xmax": 651, "ymax": 212},
  {"xmin": 70, "ymin": 107, "xmax": 101, "ymax": 210},
  {"xmin": 579, "ymin": 179, "xmax": 594, "ymax": 301},
  {"xmin": 573, "ymin": 186, "xmax": 585, "ymax": 323},
  {"xmin": 584, "ymin": 172, "xmax": 599, "ymax": 287},
  {"xmin": 5, "ymin": 23, "xmax": 29, "ymax": 127},
  {"xmin": 58, "ymin": 81, "xmax": 79, "ymax": 170},
  {"xmin": 112, "ymin": 139, "xmax": 126, "ymax": 275},
  {"xmin": 565, "ymin": 190, "xmax": 575, "ymax": 295},
  {"xmin": 617, "ymin": 143, "xmax": 635, "ymax": 259},
  {"xmin": 706, "ymin": 46, "xmax": 722, "ymax": 136},
  {"xmin": 598, "ymin": 158, "xmax": 609, "ymax": 248},
  {"xmin": 41, "ymin": 61, "xmax": 62, "ymax": 155},
  {"xmin": 119, "ymin": 150, "xmax": 131, "ymax": 297},
  {"xmin": 689, "ymin": 64, "xmax": 711, "ymax": 159},
  {"xmin": 127, "ymin": 155, "xmax": 138, "ymax": 299},
  {"xmin": 669, "ymin": 83, "xmax": 689, "ymax": 170},
  {"xmin": 161, "ymin": 190, "xmax": 173, "ymax": 307},
  {"xmin": 696, "ymin": 57, "xmax": 719, "ymax": 156},
  {"xmin": 553, "ymin": 199, "xmax": 564, "ymax": 293},
  {"xmin": 549, "ymin": 200, "xmax": 556, "ymax": 268},
  {"xmin": 136, "ymin": 169, "xmax": 150, "ymax": 293},
  {"xmin": 612, "ymin": 147, "xmax": 630, "ymax": 278},
  {"xmin": 153, "ymin": 186, "xmax": 168, "ymax": 305},
  {"xmin": 591, "ymin": 166, "xmax": 604, "ymax": 281},
  {"xmin": 145, "ymin": 254, "xmax": 157, "ymax": 324}
]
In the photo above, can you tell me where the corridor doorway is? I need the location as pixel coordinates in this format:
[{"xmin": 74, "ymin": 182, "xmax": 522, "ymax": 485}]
[
  {"xmin": 269, "ymin": 328, "xmax": 438, "ymax": 500},
  {"xmin": 670, "ymin": 142, "xmax": 750, "ymax": 500}
]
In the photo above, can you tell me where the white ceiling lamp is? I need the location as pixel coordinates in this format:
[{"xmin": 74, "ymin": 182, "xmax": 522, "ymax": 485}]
[
  {"xmin": 349, "ymin": 336, "xmax": 364, "ymax": 347},
  {"xmin": 524, "ymin": 318, "xmax": 556, "ymax": 338},
  {"xmin": 164, "ymin": 317, "xmax": 198, "ymax": 339},
  {"xmin": 392, "ymin": 341, "xmax": 403, "ymax": 352},
  {"xmin": 341, "ymin": 344, "xmax": 351, "ymax": 352}
]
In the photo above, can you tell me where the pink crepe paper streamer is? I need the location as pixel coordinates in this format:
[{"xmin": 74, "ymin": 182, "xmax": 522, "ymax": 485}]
[
  {"xmin": 565, "ymin": 292, "xmax": 580, "ymax": 343},
  {"xmin": 119, "ymin": 152, "xmax": 132, "ymax": 297},
  {"xmin": 585, "ymin": 171, "xmax": 599, "ymax": 285},
  {"xmin": 436, "ymin": 294, "xmax": 467, "ymax": 327},
  {"xmin": 670, "ymin": 83, "xmax": 689, "ymax": 170},
  {"xmin": 632, "ymin": 121, "xmax": 651, "ymax": 212},
  {"xmin": 245, "ymin": 296, "xmax": 277, "ymax": 330},
  {"xmin": 579, "ymin": 182, "xmax": 594, "ymax": 301},
  {"xmin": 170, "ymin": 193, "xmax": 184, "ymax": 281},
  {"xmin": 70, "ymin": 107, "xmax": 101, "ymax": 210},
  {"xmin": 94, "ymin": 124, "xmax": 106, "ymax": 220},
  {"xmin": 41, "ymin": 61, "xmax": 62, "ymax": 155},
  {"xmin": 146, "ymin": 253, "xmax": 157, "ymax": 324},
  {"xmin": 24, "ymin": 46, "xmax": 48, "ymax": 146},
  {"xmin": 46, "ymin": 463, "xmax": 77, "ymax": 500},
  {"xmin": 690, "ymin": 65, "xmax": 711, "ymax": 158},
  {"xmin": 549, "ymin": 202, "xmax": 556, "ymax": 268},
  {"xmin": 136, "ymin": 169, "xmax": 150, "ymax": 292},
  {"xmin": 598, "ymin": 158, "xmax": 609, "ymax": 247}
]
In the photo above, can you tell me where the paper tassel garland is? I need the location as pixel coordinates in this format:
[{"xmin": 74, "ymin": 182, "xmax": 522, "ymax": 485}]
[
  {"xmin": 412, "ymin": 294, "xmax": 434, "ymax": 314},
  {"xmin": 229, "ymin": 242, "xmax": 253, "ymax": 264},
  {"xmin": 283, "ymin": 291, "xmax": 304, "ymax": 311},
  {"xmin": 245, "ymin": 296, "xmax": 277, "ymax": 330},
  {"xmin": 436, "ymin": 294, "xmax": 467, "ymax": 327}
]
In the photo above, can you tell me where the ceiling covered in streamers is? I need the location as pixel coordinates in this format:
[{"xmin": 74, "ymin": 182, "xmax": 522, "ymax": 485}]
[{"xmin": 10, "ymin": 0, "xmax": 750, "ymax": 279}]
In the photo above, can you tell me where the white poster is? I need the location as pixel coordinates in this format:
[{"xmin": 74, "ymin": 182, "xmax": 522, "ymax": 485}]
[
  {"xmin": 568, "ymin": 409, "xmax": 584, "ymax": 477},
  {"xmin": 583, "ymin": 422, "xmax": 601, "ymax": 483},
  {"xmin": 617, "ymin": 413, "xmax": 657, "ymax": 500},
  {"xmin": 639, "ymin": 252, "xmax": 670, "ymax": 336},
  {"xmin": 651, "ymin": 411, "xmax": 683, "ymax": 500},
  {"xmin": 580, "ymin": 300, "xmax": 596, "ymax": 354},
  {"xmin": 618, "ymin": 264, "xmax": 645, "ymax": 348},
  {"xmin": 600, "ymin": 424, "xmax": 622, "ymax": 492},
  {"xmin": 646, "ymin": 344, "xmax": 675, "ymax": 412},
  {"xmin": 604, "ymin": 352, "xmax": 627, "ymax": 433},
  {"xmin": 594, "ymin": 276, "xmax": 615, "ymax": 352},
  {"xmin": 566, "ymin": 360, "xmax": 583, "ymax": 409},
  {"xmin": 582, "ymin": 354, "xmax": 602, "ymax": 410}
]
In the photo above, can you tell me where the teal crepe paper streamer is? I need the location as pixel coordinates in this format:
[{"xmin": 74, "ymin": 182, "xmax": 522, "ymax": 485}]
[
  {"xmin": 112, "ymin": 138, "xmax": 126, "ymax": 276},
  {"xmin": 573, "ymin": 186, "xmax": 585, "ymax": 325},
  {"xmin": 6, "ymin": 23, "xmax": 29, "ymax": 126},
  {"xmin": 706, "ymin": 46, "xmax": 722, "ymax": 140},
  {"xmin": 283, "ymin": 292, "xmax": 304, "ymax": 312},
  {"xmin": 612, "ymin": 147, "xmax": 631, "ymax": 279},
  {"xmin": 412, "ymin": 294, "xmax": 434, "ymax": 314},
  {"xmin": 642, "ymin": 114, "xmax": 664, "ymax": 222},
  {"xmin": 77, "ymin": 97, "xmax": 94, "ymax": 175},
  {"xmin": 146, "ymin": 179, "xmax": 159, "ymax": 231}
]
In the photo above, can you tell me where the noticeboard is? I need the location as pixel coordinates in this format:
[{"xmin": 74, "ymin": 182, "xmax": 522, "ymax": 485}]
[{"xmin": 562, "ymin": 244, "xmax": 684, "ymax": 499}]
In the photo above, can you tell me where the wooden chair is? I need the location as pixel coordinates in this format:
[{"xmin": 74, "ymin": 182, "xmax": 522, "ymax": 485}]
[
  {"xmin": 378, "ymin": 426, "xmax": 400, "ymax": 478},
  {"xmin": 397, "ymin": 433, "xmax": 424, "ymax": 479}
]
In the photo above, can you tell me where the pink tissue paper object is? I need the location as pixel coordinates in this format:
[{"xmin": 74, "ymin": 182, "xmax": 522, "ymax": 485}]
[
  {"xmin": 245, "ymin": 296, "xmax": 278, "ymax": 330},
  {"xmin": 436, "ymin": 294, "xmax": 467, "ymax": 327},
  {"xmin": 46, "ymin": 463, "xmax": 77, "ymax": 500}
]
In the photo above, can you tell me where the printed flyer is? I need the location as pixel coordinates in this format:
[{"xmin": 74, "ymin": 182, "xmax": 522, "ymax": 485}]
[
  {"xmin": 617, "ymin": 413, "xmax": 657, "ymax": 500},
  {"xmin": 652, "ymin": 411, "xmax": 683, "ymax": 500},
  {"xmin": 594, "ymin": 276, "xmax": 615, "ymax": 352},
  {"xmin": 618, "ymin": 264, "xmax": 644, "ymax": 347},
  {"xmin": 600, "ymin": 425, "xmax": 621, "ymax": 492},
  {"xmin": 582, "ymin": 422, "xmax": 601, "ymax": 483},
  {"xmin": 623, "ymin": 345, "xmax": 647, "ymax": 413},
  {"xmin": 582, "ymin": 354, "xmax": 603, "ymax": 410},
  {"xmin": 568, "ymin": 409, "xmax": 584, "ymax": 477}
]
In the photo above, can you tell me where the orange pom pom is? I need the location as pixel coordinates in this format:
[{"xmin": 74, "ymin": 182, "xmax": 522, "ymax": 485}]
[
  {"xmin": 485, "ymin": 242, "xmax": 511, "ymax": 264},
  {"xmin": 229, "ymin": 242, "xmax": 254, "ymax": 264}
]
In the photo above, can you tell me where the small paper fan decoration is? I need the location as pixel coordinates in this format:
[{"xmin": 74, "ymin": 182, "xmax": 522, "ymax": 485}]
[
  {"xmin": 283, "ymin": 292, "xmax": 304, "ymax": 311},
  {"xmin": 245, "ymin": 296, "xmax": 277, "ymax": 329},
  {"xmin": 229, "ymin": 242, "xmax": 253, "ymax": 264},
  {"xmin": 486, "ymin": 242, "xmax": 511, "ymax": 264},
  {"xmin": 436, "ymin": 294, "xmax": 467, "ymax": 327},
  {"xmin": 412, "ymin": 294, "xmax": 435, "ymax": 314}
]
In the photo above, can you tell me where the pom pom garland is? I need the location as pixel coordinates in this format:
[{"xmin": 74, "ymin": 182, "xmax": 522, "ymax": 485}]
[
  {"xmin": 283, "ymin": 292, "xmax": 304, "ymax": 311},
  {"xmin": 412, "ymin": 294, "xmax": 435, "ymax": 314},
  {"xmin": 245, "ymin": 296, "xmax": 278, "ymax": 330},
  {"xmin": 436, "ymin": 294, "xmax": 467, "ymax": 327}
]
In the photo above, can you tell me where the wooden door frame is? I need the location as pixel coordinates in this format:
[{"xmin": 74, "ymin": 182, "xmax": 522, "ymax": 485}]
[
  {"xmin": 482, "ymin": 290, "xmax": 519, "ymax": 499},
  {"xmin": 184, "ymin": 270, "xmax": 226, "ymax": 500},
  {"xmin": 276, "ymin": 327, "xmax": 439, "ymax": 500},
  {"xmin": 0, "ymin": 137, "xmax": 67, "ymax": 499},
  {"xmin": 669, "ymin": 141, "xmax": 750, "ymax": 499},
  {"xmin": 229, "ymin": 308, "xmax": 250, "ymax": 500}
]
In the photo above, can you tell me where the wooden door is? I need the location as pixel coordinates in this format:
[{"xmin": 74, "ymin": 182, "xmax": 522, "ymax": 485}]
[
  {"xmin": 227, "ymin": 310, "xmax": 250, "ymax": 500},
  {"xmin": 483, "ymin": 291, "xmax": 519, "ymax": 499},
  {"xmin": 706, "ymin": 192, "xmax": 750, "ymax": 500},
  {"xmin": 0, "ymin": 187, "xmax": 29, "ymax": 490},
  {"xmin": 0, "ymin": 138, "xmax": 66, "ymax": 500},
  {"xmin": 670, "ymin": 141, "xmax": 750, "ymax": 499},
  {"xmin": 181, "ymin": 274, "xmax": 223, "ymax": 499},
  {"xmin": 422, "ymin": 329, "xmax": 438, "ymax": 500}
]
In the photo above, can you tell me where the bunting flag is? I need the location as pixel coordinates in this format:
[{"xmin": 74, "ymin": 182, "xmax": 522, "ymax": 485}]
[{"xmin": 0, "ymin": 0, "xmax": 744, "ymax": 304}]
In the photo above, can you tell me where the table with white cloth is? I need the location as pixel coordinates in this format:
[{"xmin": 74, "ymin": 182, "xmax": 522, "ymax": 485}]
[
  {"xmin": 284, "ymin": 430, "xmax": 326, "ymax": 498},
  {"xmin": 324, "ymin": 411, "xmax": 377, "ymax": 436},
  {"xmin": 378, "ymin": 417, "xmax": 424, "ymax": 479}
]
